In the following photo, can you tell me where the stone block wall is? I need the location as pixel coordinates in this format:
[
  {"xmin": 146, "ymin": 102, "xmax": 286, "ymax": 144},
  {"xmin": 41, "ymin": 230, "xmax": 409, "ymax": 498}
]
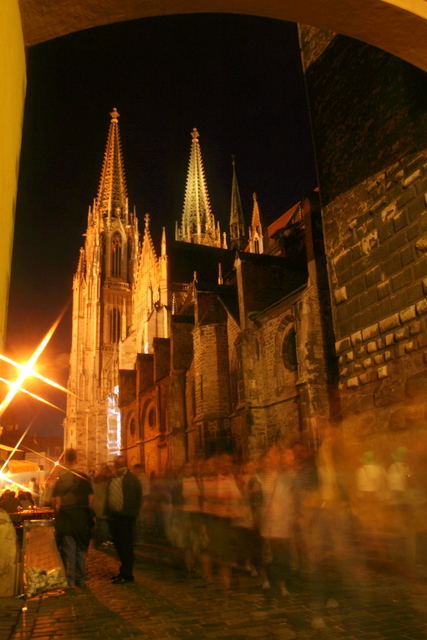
[
  {"xmin": 193, "ymin": 323, "xmax": 230, "ymax": 418},
  {"xmin": 300, "ymin": 26, "xmax": 427, "ymax": 445},
  {"xmin": 171, "ymin": 317, "xmax": 194, "ymax": 371},
  {"xmin": 137, "ymin": 353, "xmax": 154, "ymax": 393},
  {"xmin": 153, "ymin": 337, "xmax": 170, "ymax": 382}
]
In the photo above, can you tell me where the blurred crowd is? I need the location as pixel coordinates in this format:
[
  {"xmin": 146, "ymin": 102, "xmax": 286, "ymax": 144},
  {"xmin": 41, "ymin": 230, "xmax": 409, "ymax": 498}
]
[
  {"xmin": 102, "ymin": 427, "xmax": 427, "ymax": 629},
  {"xmin": 2, "ymin": 425, "xmax": 426, "ymax": 627},
  {"xmin": 0, "ymin": 475, "xmax": 56, "ymax": 514}
]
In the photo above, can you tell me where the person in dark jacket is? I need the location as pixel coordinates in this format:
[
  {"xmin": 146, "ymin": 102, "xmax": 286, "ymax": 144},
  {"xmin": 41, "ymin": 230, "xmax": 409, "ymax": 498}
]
[
  {"xmin": 53, "ymin": 449, "xmax": 94, "ymax": 587},
  {"xmin": 108, "ymin": 454, "xmax": 142, "ymax": 584}
]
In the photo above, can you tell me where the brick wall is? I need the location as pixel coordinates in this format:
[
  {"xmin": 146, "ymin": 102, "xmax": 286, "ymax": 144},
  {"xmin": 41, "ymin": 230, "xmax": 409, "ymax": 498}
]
[{"xmin": 300, "ymin": 26, "xmax": 427, "ymax": 445}]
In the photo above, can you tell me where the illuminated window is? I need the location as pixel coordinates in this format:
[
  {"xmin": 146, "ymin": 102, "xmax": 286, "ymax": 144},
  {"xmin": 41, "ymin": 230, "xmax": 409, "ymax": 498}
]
[
  {"xmin": 111, "ymin": 233, "xmax": 122, "ymax": 276},
  {"xmin": 130, "ymin": 418, "xmax": 136, "ymax": 436},
  {"xmin": 282, "ymin": 330, "xmax": 297, "ymax": 371},
  {"xmin": 110, "ymin": 307, "xmax": 121, "ymax": 343}
]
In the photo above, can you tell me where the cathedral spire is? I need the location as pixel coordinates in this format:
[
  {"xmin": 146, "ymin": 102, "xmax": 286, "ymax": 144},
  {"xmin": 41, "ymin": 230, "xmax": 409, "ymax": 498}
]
[
  {"xmin": 249, "ymin": 193, "xmax": 268, "ymax": 254},
  {"xmin": 229, "ymin": 156, "xmax": 246, "ymax": 250},
  {"xmin": 176, "ymin": 128, "xmax": 221, "ymax": 247},
  {"xmin": 96, "ymin": 108, "xmax": 128, "ymax": 219}
]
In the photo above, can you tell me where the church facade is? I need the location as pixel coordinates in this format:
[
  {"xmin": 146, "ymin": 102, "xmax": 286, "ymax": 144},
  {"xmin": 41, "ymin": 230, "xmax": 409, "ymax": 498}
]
[{"xmin": 65, "ymin": 109, "xmax": 336, "ymax": 473}]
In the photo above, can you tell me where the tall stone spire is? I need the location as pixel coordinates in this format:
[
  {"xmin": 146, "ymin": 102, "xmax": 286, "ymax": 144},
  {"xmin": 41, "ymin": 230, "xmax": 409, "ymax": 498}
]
[
  {"xmin": 176, "ymin": 128, "xmax": 221, "ymax": 247},
  {"xmin": 249, "ymin": 193, "xmax": 268, "ymax": 254},
  {"xmin": 229, "ymin": 156, "xmax": 246, "ymax": 250},
  {"xmin": 96, "ymin": 108, "xmax": 128, "ymax": 219},
  {"xmin": 65, "ymin": 109, "xmax": 138, "ymax": 471}
]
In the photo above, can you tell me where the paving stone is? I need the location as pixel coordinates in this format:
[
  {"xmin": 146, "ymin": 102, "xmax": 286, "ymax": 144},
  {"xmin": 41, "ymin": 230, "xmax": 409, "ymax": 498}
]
[{"xmin": 2, "ymin": 544, "xmax": 427, "ymax": 640}]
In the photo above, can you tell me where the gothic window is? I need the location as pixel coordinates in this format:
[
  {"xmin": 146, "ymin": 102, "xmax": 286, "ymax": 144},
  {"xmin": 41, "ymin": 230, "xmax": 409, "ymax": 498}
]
[
  {"xmin": 111, "ymin": 233, "xmax": 122, "ymax": 276},
  {"xmin": 148, "ymin": 407, "xmax": 156, "ymax": 429},
  {"xmin": 282, "ymin": 330, "xmax": 297, "ymax": 371},
  {"xmin": 254, "ymin": 238, "xmax": 260, "ymax": 254},
  {"xmin": 129, "ymin": 416, "xmax": 136, "ymax": 437},
  {"xmin": 110, "ymin": 307, "xmax": 121, "ymax": 344}
]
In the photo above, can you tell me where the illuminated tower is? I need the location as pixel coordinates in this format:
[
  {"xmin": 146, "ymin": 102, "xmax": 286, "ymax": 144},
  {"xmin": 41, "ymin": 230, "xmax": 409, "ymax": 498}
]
[
  {"xmin": 248, "ymin": 192, "xmax": 268, "ymax": 254},
  {"xmin": 229, "ymin": 157, "xmax": 246, "ymax": 250},
  {"xmin": 64, "ymin": 109, "xmax": 139, "ymax": 470},
  {"xmin": 175, "ymin": 128, "xmax": 223, "ymax": 247}
]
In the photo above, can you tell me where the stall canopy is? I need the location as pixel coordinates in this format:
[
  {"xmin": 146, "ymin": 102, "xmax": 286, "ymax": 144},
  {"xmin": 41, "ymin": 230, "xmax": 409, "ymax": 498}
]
[
  {"xmin": 4, "ymin": 459, "xmax": 39, "ymax": 474},
  {"xmin": 0, "ymin": 444, "xmax": 39, "ymax": 473},
  {"xmin": 0, "ymin": 443, "xmax": 23, "ymax": 453}
]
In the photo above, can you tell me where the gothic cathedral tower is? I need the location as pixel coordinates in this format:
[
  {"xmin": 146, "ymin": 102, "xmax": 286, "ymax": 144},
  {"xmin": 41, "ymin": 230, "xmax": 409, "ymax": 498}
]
[
  {"xmin": 175, "ymin": 128, "xmax": 225, "ymax": 248},
  {"xmin": 64, "ymin": 109, "xmax": 139, "ymax": 470}
]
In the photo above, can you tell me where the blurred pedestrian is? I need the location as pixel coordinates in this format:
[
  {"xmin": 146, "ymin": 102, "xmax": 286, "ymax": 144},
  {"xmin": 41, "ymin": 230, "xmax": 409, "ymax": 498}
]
[
  {"xmin": 53, "ymin": 449, "xmax": 94, "ymax": 587},
  {"xmin": 108, "ymin": 454, "xmax": 142, "ymax": 584},
  {"xmin": 29, "ymin": 477, "xmax": 40, "ymax": 505},
  {"xmin": 92, "ymin": 465, "xmax": 113, "ymax": 548},
  {"xmin": 260, "ymin": 447, "xmax": 296, "ymax": 597},
  {"xmin": 133, "ymin": 463, "xmax": 150, "ymax": 543}
]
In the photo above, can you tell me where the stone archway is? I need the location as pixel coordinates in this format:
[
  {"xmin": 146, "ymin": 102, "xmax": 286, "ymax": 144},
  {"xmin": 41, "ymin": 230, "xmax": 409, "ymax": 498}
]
[{"xmin": 16, "ymin": 0, "xmax": 427, "ymax": 73}]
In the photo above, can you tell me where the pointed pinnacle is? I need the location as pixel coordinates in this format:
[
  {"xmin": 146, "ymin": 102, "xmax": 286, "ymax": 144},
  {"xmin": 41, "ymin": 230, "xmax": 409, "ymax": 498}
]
[
  {"xmin": 191, "ymin": 128, "xmax": 199, "ymax": 140},
  {"xmin": 110, "ymin": 108, "xmax": 120, "ymax": 121}
]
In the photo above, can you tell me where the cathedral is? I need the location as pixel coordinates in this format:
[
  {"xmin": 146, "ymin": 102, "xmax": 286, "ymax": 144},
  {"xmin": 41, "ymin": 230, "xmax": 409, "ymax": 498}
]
[{"xmin": 65, "ymin": 110, "xmax": 336, "ymax": 474}]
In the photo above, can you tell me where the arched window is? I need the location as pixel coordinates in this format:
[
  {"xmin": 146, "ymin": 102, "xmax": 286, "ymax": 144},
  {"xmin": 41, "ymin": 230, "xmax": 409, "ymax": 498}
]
[
  {"xmin": 254, "ymin": 238, "xmax": 259, "ymax": 254},
  {"xmin": 148, "ymin": 407, "xmax": 156, "ymax": 428},
  {"xmin": 111, "ymin": 233, "xmax": 122, "ymax": 276},
  {"xmin": 110, "ymin": 307, "xmax": 121, "ymax": 344},
  {"xmin": 282, "ymin": 330, "xmax": 297, "ymax": 371}
]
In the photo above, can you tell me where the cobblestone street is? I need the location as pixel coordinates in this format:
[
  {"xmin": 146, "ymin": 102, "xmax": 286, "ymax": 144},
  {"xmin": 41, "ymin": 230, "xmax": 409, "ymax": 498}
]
[{"xmin": 2, "ymin": 542, "xmax": 427, "ymax": 640}]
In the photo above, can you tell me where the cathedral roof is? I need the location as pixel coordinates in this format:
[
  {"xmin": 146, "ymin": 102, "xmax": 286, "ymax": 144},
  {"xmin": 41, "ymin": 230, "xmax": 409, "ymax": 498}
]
[
  {"xmin": 96, "ymin": 108, "xmax": 128, "ymax": 217},
  {"xmin": 167, "ymin": 240, "xmax": 235, "ymax": 286}
]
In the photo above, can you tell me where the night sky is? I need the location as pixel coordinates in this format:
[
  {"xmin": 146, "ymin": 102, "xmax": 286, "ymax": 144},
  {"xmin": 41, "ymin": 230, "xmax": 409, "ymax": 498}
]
[{"xmin": 5, "ymin": 14, "xmax": 317, "ymax": 437}]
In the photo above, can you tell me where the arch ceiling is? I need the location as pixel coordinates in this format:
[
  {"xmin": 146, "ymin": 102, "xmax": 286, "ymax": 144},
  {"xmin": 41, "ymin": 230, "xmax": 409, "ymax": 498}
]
[{"xmin": 18, "ymin": 0, "xmax": 427, "ymax": 72}]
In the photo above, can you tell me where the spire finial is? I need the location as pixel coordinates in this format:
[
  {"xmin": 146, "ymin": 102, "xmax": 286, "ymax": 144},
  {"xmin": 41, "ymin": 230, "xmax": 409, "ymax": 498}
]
[
  {"xmin": 191, "ymin": 128, "xmax": 199, "ymax": 140},
  {"xmin": 110, "ymin": 107, "xmax": 120, "ymax": 122},
  {"xmin": 253, "ymin": 192, "xmax": 257, "ymax": 202},
  {"xmin": 231, "ymin": 154, "xmax": 235, "ymax": 166},
  {"xmin": 218, "ymin": 263, "xmax": 223, "ymax": 286},
  {"xmin": 161, "ymin": 226, "xmax": 167, "ymax": 257},
  {"xmin": 144, "ymin": 213, "xmax": 150, "ymax": 229}
]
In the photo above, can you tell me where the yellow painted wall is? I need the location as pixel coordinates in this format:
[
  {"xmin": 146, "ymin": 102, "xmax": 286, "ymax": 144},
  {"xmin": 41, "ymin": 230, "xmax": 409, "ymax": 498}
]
[{"xmin": 0, "ymin": 0, "xmax": 26, "ymax": 352}]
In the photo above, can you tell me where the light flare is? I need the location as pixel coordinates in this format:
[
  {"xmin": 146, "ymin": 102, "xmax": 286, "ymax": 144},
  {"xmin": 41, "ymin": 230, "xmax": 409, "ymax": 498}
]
[
  {"xmin": 1, "ymin": 475, "xmax": 34, "ymax": 494},
  {"xmin": 0, "ymin": 354, "xmax": 74, "ymax": 397},
  {"xmin": 0, "ymin": 377, "xmax": 65, "ymax": 413},
  {"xmin": 0, "ymin": 420, "xmax": 34, "ymax": 475},
  {"xmin": 0, "ymin": 303, "xmax": 72, "ymax": 417}
]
